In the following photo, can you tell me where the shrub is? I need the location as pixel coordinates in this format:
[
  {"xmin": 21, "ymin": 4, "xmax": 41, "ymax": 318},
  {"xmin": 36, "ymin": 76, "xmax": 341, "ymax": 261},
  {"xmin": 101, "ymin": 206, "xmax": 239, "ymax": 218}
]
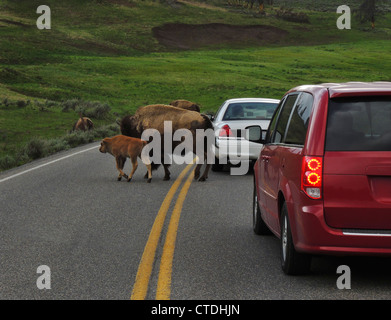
[
  {"xmin": 62, "ymin": 99, "xmax": 112, "ymax": 119},
  {"xmin": 46, "ymin": 138, "xmax": 70, "ymax": 153},
  {"xmin": 45, "ymin": 100, "xmax": 58, "ymax": 108},
  {"xmin": 17, "ymin": 100, "xmax": 27, "ymax": 108},
  {"xmin": 275, "ymin": 7, "xmax": 310, "ymax": 23},
  {"xmin": 77, "ymin": 101, "xmax": 111, "ymax": 119},
  {"xmin": 1, "ymin": 122, "xmax": 120, "ymax": 172},
  {"xmin": 24, "ymin": 138, "xmax": 47, "ymax": 160},
  {"xmin": 61, "ymin": 98, "xmax": 81, "ymax": 112},
  {"xmin": 0, "ymin": 155, "xmax": 17, "ymax": 170},
  {"xmin": 93, "ymin": 123, "xmax": 120, "ymax": 138},
  {"xmin": 63, "ymin": 131, "xmax": 95, "ymax": 148},
  {"xmin": 89, "ymin": 102, "xmax": 111, "ymax": 119}
]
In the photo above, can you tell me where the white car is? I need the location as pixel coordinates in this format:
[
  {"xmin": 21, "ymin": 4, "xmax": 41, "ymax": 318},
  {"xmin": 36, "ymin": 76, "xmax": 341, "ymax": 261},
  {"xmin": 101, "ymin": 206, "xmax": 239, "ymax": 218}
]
[{"xmin": 212, "ymin": 98, "xmax": 280, "ymax": 171}]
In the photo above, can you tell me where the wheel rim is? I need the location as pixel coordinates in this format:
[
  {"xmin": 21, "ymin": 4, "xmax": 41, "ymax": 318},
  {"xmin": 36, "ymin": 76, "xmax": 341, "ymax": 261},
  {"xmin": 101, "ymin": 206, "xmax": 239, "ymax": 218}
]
[{"xmin": 282, "ymin": 215, "xmax": 288, "ymax": 262}]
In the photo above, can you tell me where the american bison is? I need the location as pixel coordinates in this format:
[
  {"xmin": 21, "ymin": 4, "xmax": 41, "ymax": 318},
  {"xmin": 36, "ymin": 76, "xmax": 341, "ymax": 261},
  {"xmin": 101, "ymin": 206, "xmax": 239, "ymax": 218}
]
[
  {"xmin": 73, "ymin": 116, "xmax": 94, "ymax": 131},
  {"xmin": 99, "ymin": 135, "xmax": 152, "ymax": 183},
  {"xmin": 120, "ymin": 104, "xmax": 213, "ymax": 181},
  {"xmin": 169, "ymin": 99, "xmax": 200, "ymax": 112}
]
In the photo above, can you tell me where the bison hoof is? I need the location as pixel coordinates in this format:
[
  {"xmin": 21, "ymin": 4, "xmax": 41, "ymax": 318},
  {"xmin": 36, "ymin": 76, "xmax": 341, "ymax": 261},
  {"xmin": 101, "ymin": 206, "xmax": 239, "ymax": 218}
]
[
  {"xmin": 198, "ymin": 177, "xmax": 207, "ymax": 182},
  {"xmin": 147, "ymin": 178, "xmax": 152, "ymax": 183},
  {"xmin": 127, "ymin": 177, "xmax": 132, "ymax": 182},
  {"xmin": 163, "ymin": 176, "xmax": 170, "ymax": 181},
  {"xmin": 117, "ymin": 176, "xmax": 122, "ymax": 181}
]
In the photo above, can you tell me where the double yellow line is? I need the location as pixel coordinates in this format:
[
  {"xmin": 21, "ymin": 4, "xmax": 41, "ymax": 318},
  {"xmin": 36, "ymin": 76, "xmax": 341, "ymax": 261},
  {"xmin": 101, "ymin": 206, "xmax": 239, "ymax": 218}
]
[{"xmin": 130, "ymin": 160, "xmax": 196, "ymax": 300}]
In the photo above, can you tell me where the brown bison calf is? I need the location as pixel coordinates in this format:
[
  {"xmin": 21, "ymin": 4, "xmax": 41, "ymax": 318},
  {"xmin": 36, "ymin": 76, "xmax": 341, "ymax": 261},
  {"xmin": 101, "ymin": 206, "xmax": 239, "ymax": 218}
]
[{"xmin": 99, "ymin": 135, "xmax": 152, "ymax": 183}]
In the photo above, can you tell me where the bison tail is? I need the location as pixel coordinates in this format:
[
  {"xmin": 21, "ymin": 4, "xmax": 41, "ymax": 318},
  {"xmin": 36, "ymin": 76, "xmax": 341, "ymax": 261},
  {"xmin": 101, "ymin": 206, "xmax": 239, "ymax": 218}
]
[{"xmin": 201, "ymin": 113, "xmax": 214, "ymax": 130}]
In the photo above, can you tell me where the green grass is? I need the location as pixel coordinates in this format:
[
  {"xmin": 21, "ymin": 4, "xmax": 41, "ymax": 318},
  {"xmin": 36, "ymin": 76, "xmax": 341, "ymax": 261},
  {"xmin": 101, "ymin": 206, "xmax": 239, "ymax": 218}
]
[
  {"xmin": 1, "ymin": 0, "xmax": 391, "ymax": 170},
  {"xmin": 5, "ymin": 40, "xmax": 390, "ymax": 111}
]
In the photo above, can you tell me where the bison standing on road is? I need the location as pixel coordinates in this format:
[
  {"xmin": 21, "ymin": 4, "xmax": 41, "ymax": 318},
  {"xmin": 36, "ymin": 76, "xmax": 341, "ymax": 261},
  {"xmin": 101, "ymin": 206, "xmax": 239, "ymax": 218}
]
[{"xmin": 120, "ymin": 104, "xmax": 213, "ymax": 181}]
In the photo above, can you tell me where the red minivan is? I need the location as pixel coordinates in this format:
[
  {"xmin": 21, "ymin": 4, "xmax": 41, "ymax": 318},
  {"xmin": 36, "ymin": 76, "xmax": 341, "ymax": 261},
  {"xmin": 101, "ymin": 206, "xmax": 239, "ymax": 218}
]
[{"xmin": 250, "ymin": 82, "xmax": 391, "ymax": 275}]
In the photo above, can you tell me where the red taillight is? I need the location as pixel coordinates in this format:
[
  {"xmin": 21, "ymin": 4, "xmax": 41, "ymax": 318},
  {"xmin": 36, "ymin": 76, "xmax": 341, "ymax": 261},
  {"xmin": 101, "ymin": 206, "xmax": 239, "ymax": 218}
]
[
  {"xmin": 219, "ymin": 124, "xmax": 232, "ymax": 137},
  {"xmin": 301, "ymin": 156, "xmax": 323, "ymax": 199}
]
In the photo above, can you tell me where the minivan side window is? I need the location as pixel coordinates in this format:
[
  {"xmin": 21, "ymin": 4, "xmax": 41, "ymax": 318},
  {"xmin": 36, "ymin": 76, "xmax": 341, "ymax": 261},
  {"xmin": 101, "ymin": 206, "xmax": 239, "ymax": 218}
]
[
  {"xmin": 265, "ymin": 97, "xmax": 284, "ymax": 143},
  {"xmin": 326, "ymin": 96, "xmax": 391, "ymax": 151},
  {"xmin": 272, "ymin": 94, "xmax": 298, "ymax": 144},
  {"xmin": 284, "ymin": 92, "xmax": 314, "ymax": 146}
]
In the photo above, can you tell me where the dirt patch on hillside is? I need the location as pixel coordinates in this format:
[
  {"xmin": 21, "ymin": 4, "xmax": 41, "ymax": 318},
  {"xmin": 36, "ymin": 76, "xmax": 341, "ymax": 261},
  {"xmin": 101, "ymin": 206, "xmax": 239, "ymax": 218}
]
[
  {"xmin": 153, "ymin": 23, "xmax": 289, "ymax": 50},
  {"xmin": 106, "ymin": 0, "xmax": 136, "ymax": 7},
  {"xmin": 0, "ymin": 18, "xmax": 30, "ymax": 28}
]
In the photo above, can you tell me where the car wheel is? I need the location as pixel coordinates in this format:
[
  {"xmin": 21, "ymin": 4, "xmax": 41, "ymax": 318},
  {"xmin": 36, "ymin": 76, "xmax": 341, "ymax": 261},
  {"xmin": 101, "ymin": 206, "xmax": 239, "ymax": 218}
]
[
  {"xmin": 253, "ymin": 182, "xmax": 272, "ymax": 235},
  {"xmin": 212, "ymin": 156, "xmax": 224, "ymax": 172},
  {"xmin": 280, "ymin": 202, "xmax": 311, "ymax": 275}
]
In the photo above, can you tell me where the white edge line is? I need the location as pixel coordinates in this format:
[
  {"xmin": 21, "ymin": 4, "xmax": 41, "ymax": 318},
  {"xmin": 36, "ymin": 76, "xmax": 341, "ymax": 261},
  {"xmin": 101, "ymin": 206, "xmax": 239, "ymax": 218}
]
[{"xmin": 0, "ymin": 145, "xmax": 98, "ymax": 183}]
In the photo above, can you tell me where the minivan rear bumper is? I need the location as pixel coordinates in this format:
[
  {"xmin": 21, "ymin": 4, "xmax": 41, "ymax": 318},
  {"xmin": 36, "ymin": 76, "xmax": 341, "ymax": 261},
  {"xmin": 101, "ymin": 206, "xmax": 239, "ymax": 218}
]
[{"xmin": 288, "ymin": 198, "xmax": 391, "ymax": 256}]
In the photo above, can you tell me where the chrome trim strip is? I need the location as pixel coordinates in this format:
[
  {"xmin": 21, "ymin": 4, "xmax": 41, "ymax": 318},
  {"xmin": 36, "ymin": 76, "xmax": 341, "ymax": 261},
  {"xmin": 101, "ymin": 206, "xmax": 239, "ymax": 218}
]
[{"xmin": 343, "ymin": 230, "xmax": 391, "ymax": 237}]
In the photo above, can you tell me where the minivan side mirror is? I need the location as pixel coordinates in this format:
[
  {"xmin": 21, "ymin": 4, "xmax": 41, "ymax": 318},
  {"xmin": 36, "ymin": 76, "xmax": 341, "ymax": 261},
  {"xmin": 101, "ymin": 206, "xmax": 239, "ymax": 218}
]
[{"xmin": 245, "ymin": 125, "xmax": 267, "ymax": 144}]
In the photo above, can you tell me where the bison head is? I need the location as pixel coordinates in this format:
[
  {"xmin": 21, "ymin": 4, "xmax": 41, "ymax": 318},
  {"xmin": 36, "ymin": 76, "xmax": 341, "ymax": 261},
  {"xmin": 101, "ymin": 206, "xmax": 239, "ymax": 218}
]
[
  {"xmin": 99, "ymin": 139, "xmax": 108, "ymax": 153},
  {"xmin": 120, "ymin": 115, "xmax": 142, "ymax": 138}
]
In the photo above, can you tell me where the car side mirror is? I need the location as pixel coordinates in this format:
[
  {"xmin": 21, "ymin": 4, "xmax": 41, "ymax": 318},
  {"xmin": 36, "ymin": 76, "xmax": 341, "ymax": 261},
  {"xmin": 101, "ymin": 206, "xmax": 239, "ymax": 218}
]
[{"xmin": 245, "ymin": 125, "xmax": 267, "ymax": 144}]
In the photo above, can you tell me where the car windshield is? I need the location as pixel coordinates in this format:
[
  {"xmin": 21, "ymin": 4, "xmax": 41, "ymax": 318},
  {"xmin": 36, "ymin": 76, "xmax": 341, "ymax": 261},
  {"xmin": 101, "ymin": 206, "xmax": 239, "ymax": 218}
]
[
  {"xmin": 222, "ymin": 102, "xmax": 278, "ymax": 121},
  {"xmin": 326, "ymin": 96, "xmax": 391, "ymax": 151}
]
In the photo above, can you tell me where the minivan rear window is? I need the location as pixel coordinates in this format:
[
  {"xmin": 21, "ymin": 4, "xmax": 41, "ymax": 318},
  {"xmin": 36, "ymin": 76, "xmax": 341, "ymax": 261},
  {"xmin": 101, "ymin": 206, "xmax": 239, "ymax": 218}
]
[{"xmin": 325, "ymin": 97, "xmax": 391, "ymax": 151}]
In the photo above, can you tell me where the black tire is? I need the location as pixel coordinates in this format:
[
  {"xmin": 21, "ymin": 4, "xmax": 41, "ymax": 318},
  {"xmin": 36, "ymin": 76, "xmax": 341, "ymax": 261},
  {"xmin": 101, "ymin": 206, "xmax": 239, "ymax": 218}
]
[
  {"xmin": 253, "ymin": 182, "xmax": 272, "ymax": 235},
  {"xmin": 212, "ymin": 156, "xmax": 224, "ymax": 172},
  {"xmin": 280, "ymin": 202, "xmax": 311, "ymax": 275}
]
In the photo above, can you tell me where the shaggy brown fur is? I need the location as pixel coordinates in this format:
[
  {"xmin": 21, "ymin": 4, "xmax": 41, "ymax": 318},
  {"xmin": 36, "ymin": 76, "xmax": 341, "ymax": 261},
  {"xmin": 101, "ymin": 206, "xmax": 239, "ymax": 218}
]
[
  {"xmin": 99, "ymin": 135, "xmax": 152, "ymax": 183},
  {"xmin": 120, "ymin": 104, "xmax": 213, "ymax": 181},
  {"xmin": 169, "ymin": 99, "xmax": 200, "ymax": 112},
  {"xmin": 73, "ymin": 117, "xmax": 94, "ymax": 131}
]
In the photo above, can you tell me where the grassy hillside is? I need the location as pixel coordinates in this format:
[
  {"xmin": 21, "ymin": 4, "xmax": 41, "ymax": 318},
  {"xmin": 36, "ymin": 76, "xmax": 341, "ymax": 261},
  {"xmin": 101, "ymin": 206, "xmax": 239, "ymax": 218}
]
[{"xmin": 1, "ymin": 0, "xmax": 391, "ymax": 170}]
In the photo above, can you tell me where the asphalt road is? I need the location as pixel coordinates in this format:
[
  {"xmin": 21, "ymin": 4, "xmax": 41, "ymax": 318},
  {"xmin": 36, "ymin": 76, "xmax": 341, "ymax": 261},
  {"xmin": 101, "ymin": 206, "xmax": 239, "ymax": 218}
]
[{"xmin": 1, "ymin": 142, "xmax": 391, "ymax": 300}]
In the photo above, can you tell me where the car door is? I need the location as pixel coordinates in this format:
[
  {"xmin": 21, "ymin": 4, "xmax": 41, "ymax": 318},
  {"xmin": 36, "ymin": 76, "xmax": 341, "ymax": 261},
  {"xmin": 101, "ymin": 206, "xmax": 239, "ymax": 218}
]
[{"xmin": 260, "ymin": 94, "xmax": 299, "ymax": 233}]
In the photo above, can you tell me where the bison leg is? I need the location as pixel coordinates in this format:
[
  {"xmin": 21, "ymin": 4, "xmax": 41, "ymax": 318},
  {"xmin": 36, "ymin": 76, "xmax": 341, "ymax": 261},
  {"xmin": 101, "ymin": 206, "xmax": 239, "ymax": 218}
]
[
  {"xmin": 198, "ymin": 164, "xmax": 211, "ymax": 182},
  {"xmin": 116, "ymin": 156, "xmax": 128, "ymax": 180},
  {"xmin": 145, "ymin": 162, "xmax": 160, "ymax": 178},
  {"xmin": 127, "ymin": 156, "xmax": 138, "ymax": 182},
  {"xmin": 194, "ymin": 164, "xmax": 201, "ymax": 180},
  {"xmin": 163, "ymin": 164, "xmax": 171, "ymax": 181},
  {"xmin": 146, "ymin": 164, "xmax": 152, "ymax": 183}
]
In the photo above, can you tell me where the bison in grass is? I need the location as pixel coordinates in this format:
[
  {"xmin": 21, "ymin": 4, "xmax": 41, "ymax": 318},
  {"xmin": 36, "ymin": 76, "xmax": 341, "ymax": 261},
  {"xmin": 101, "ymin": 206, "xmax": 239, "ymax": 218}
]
[
  {"xmin": 169, "ymin": 99, "xmax": 200, "ymax": 112},
  {"xmin": 72, "ymin": 116, "xmax": 94, "ymax": 131},
  {"xmin": 120, "ymin": 104, "xmax": 213, "ymax": 182}
]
